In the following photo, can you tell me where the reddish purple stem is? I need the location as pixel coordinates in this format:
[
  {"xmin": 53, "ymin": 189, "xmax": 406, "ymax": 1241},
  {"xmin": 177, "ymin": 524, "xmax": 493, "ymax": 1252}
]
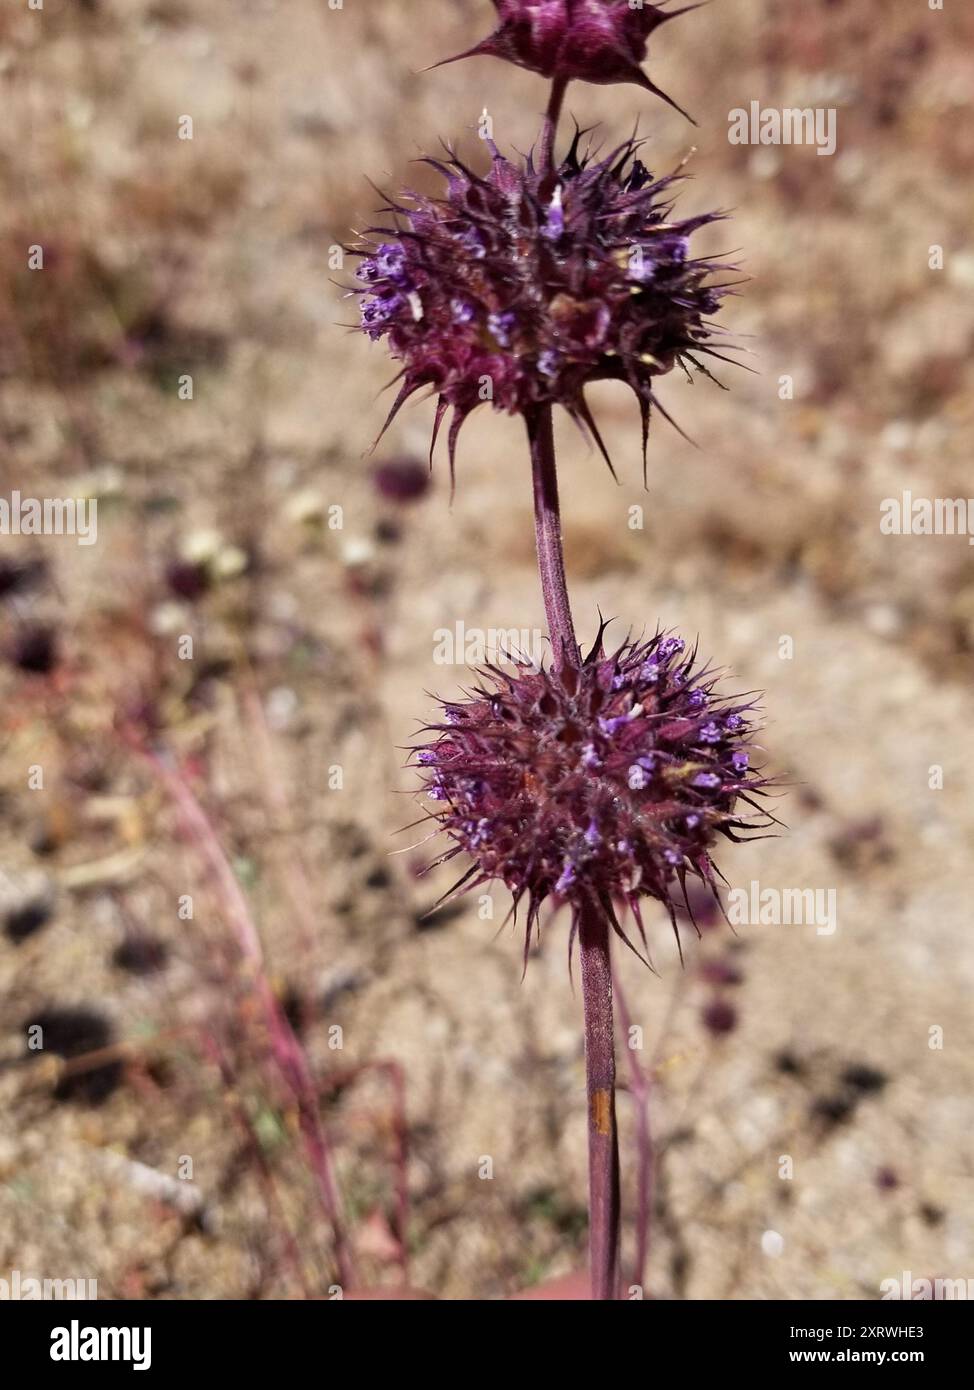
[
  {"xmin": 143, "ymin": 748, "xmax": 356, "ymax": 1289},
  {"xmin": 527, "ymin": 82, "xmax": 622, "ymax": 1295},
  {"xmin": 579, "ymin": 901, "xmax": 622, "ymax": 1300},
  {"xmin": 528, "ymin": 405, "xmax": 622, "ymax": 1300},
  {"xmin": 538, "ymin": 75, "xmax": 568, "ymax": 175},
  {"xmin": 527, "ymin": 407, "xmax": 578, "ymax": 671}
]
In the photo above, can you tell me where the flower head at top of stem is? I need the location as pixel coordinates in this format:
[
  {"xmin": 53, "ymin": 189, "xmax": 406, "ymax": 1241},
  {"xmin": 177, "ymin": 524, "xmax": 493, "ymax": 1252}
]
[{"xmin": 432, "ymin": 0, "xmax": 701, "ymax": 124}]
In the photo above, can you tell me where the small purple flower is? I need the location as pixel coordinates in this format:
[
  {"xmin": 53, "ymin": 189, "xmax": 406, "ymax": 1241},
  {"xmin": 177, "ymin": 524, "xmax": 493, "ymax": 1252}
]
[
  {"xmin": 732, "ymin": 750, "xmax": 750, "ymax": 773},
  {"xmin": 699, "ymin": 721, "xmax": 722, "ymax": 744},
  {"xmin": 542, "ymin": 188, "xmax": 565, "ymax": 240},
  {"xmin": 376, "ymin": 243, "xmax": 409, "ymax": 282},
  {"xmin": 599, "ymin": 713, "xmax": 630, "ymax": 736},
  {"xmin": 657, "ymin": 636, "xmax": 685, "ymax": 660},
  {"xmin": 360, "ymin": 292, "xmax": 401, "ymax": 340},
  {"xmin": 555, "ymin": 861, "xmax": 577, "ymax": 894},
  {"xmin": 457, "ymin": 227, "xmax": 486, "ymax": 259},
  {"xmin": 694, "ymin": 771, "xmax": 722, "ymax": 790},
  {"xmin": 487, "ymin": 310, "xmax": 517, "ymax": 347}
]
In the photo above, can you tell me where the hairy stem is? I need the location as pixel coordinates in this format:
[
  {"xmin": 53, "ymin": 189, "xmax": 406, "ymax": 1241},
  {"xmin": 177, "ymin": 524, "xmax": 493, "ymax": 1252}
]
[
  {"xmin": 526, "ymin": 402, "xmax": 621, "ymax": 1299},
  {"xmin": 527, "ymin": 72, "xmax": 621, "ymax": 1302},
  {"xmin": 539, "ymin": 75, "xmax": 568, "ymax": 174},
  {"xmin": 579, "ymin": 900, "xmax": 621, "ymax": 1300},
  {"xmin": 527, "ymin": 407, "xmax": 578, "ymax": 672}
]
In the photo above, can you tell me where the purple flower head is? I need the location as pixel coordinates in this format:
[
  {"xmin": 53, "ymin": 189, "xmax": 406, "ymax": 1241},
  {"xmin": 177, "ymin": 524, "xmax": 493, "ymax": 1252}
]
[
  {"xmin": 433, "ymin": 0, "xmax": 699, "ymax": 123},
  {"xmin": 350, "ymin": 130, "xmax": 735, "ymax": 484},
  {"xmin": 411, "ymin": 625, "xmax": 771, "ymax": 965}
]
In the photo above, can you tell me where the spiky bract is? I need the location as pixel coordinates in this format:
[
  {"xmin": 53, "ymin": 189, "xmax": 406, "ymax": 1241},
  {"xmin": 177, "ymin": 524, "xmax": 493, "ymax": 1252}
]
[
  {"xmin": 435, "ymin": 0, "xmax": 700, "ymax": 121},
  {"xmin": 411, "ymin": 628, "xmax": 771, "ymax": 966},
  {"xmin": 353, "ymin": 131, "xmax": 735, "ymax": 483}
]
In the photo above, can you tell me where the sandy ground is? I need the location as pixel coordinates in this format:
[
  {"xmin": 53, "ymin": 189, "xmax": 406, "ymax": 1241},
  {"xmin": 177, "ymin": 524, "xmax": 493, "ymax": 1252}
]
[{"xmin": 0, "ymin": 0, "xmax": 972, "ymax": 1299}]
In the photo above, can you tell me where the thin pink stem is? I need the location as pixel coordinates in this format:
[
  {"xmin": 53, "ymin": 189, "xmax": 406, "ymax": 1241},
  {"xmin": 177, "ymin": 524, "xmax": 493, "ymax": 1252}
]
[
  {"xmin": 141, "ymin": 745, "xmax": 357, "ymax": 1289},
  {"xmin": 318, "ymin": 1059, "xmax": 410, "ymax": 1285}
]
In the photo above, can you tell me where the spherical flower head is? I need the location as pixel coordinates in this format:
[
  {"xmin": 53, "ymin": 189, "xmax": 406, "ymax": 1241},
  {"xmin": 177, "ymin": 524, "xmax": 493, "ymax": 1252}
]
[
  {"xmin": 412, "ymin": 627, "xmax": 772, "ymax": 968},
  {"xmin": 352, "ymin": 131, "xmax": 736, "ymax": 483},
  {"xmin": 435, "ymin": 1, "xmax": 700, "ymax": 121}
]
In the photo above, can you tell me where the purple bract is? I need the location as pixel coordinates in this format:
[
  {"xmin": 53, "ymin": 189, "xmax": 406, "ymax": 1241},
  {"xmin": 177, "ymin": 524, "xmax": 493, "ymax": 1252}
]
[
  {"xmin": 435, "ymin": 0, "xmax": 700, "ymax": 121},
  {"xmin": 412, "ymin": 626, "xmax": 770, "ymax": 966},
  {"xmin": 352, "ymin": 131, "xmax": 736, "ymax": 483}
]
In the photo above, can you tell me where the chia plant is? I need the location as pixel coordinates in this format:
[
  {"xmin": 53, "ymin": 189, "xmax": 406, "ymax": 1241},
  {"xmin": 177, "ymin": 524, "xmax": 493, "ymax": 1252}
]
[{"xmin": 346, "ymin": 0, "xmax": 774, "ymax": 1300}]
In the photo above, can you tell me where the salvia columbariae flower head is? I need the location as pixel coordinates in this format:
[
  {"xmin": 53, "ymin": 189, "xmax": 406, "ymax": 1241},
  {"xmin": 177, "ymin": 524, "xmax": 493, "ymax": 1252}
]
[
  {"xmin": 353, "ymin": 131, "xmax": 736, "ymax": 485},
  {"xmin": 412, "ymin": 626, "xmax": 771, "ymax": 969},
  {"xmin": 434, "ymin": 0, "xmax": 700, "ymax": 122}
]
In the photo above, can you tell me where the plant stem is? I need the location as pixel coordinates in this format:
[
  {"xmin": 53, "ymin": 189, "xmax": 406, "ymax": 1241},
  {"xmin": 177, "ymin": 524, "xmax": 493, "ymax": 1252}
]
[
  {"xmin": 527, "ymin": 407, "xmax": 578, "ymax": 672},
  {"xmin": 142, "ymin": 746, "xmax": 356, "ymax": 1289},
  {"xmin": 527, "ymin": 71, "xmax": 622, "ymax": 1302},
  {"xmin": 526, "ymin": 402, "xmax": 621, "ymax": 1299},
  {"xmin": 538, "ymin": 75, "xmax": 568, "ymax": 174},
  {"xmin": 579, "ymin": 902, "xmax": 621, "ymax": 1299}
]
